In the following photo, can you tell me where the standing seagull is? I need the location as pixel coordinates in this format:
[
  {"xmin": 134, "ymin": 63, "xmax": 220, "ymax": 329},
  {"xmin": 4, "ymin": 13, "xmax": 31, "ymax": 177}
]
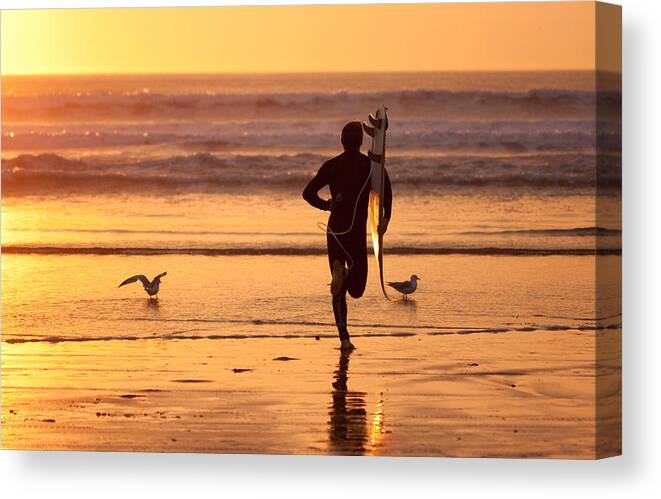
[
  {"xmin": 118, "ymin": 272, "xmax": 167, "ymax": 299},
  {"xmin": 387, "ymin": 274, "xmax": 421, "ymax": 301}
]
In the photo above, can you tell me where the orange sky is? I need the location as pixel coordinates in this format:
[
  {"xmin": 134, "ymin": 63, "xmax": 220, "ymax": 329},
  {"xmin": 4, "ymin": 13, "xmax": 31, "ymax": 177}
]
[{"xmin": 0, "ymin": 2, "xmax": 618, "ymax": 74}]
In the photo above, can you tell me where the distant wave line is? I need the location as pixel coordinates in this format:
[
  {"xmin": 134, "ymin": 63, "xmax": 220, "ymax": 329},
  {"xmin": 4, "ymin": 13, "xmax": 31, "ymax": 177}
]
[
  {"xmin": 1, "ymin": 245, "xmax": 622, "ymax": 256},
  {"xmin": 8, "ymin": 226, "xmax": 621, "ymax": 238},
  {"xmin": 456, "ymin": 227, "xmax": 622, "ymax": 237},
  {"xmin": 9, "ymin": 228, "xmax": 318, "ymax": 237},
  {"xmin": 2, "ymin": 87, "xmax": 616, "ymax": 108}
]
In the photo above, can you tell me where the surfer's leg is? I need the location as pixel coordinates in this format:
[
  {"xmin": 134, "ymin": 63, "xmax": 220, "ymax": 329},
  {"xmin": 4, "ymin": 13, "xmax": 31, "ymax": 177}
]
[
  {"xmin": 332, "ymin": 285, "xmax": 349, "ymax": 341},
  {"xmin": 327, "ymin": 233, "xmax": 349, "ymax": 296},
  {"xmin": 346, "ymin": 238, "xmax": 368, "ymax": 299},
  {"xmin": 333, "ymin": 237, "xmax": 364, "ymax": 351},
  {"xmin": 327, "ymin": 233, "xmax": 351, "ymax": 344},
  {"xmin": 331, "ymin": 260, "xmax": 346, "ymax": 296}
]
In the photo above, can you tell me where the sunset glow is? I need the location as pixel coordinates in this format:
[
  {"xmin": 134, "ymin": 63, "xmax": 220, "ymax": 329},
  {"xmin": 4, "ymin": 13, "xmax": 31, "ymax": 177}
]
[{"xmin": 1, "ymin": 2, "xmax": 611, "ymax": 75}]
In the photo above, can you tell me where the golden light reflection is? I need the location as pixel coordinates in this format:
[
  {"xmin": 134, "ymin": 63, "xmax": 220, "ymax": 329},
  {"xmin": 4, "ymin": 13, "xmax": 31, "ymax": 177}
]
[{"xmin": 369, "ymin": 400, "xmax": 385, "ymax": 449}]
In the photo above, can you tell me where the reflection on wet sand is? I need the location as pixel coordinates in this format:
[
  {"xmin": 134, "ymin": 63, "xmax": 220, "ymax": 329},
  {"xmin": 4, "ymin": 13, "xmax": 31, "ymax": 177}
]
[
  {"xmin": 328, "ymin": 350, "xmax": 386, "ymax": 455},
  {"xmin": 145, "ymin": 299, "xmax": 160, "ymax": 310},
  {"xmin": 369, "ymin": 400, "xmax": 385, "ymax": 449},
  {"xmin": 328, "ymin": 350, "xmax": 367, "ymax": 455},
  {"xmin": 393, "ymin": 298, "xmax": 417, "ymax": 310}
]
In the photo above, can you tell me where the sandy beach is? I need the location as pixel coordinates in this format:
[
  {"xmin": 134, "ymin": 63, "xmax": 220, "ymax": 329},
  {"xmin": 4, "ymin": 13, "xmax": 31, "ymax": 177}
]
[
  {"xmin": 1, "ymin": 253, "xmax": 621, "ymax": 457},
  {"xmin": 1, "ymin": 324, "xmax": 621, "ymax": 458}
]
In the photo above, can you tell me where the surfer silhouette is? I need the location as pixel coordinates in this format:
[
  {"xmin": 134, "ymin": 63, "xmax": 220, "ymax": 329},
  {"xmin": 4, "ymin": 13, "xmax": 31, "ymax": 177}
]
[{"xmin": 303, "ymin": 121, "xmax": 392, "ymax": 350}]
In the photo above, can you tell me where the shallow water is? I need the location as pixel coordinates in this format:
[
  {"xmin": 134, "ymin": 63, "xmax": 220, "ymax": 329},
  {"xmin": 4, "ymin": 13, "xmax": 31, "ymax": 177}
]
[
  {"xmin": 1, "ymin": 191, "xmax": 621, "ymax": 255},
  {"xmin": 1, "ymin": 253, "xmax": 620, "ymax": 344}
]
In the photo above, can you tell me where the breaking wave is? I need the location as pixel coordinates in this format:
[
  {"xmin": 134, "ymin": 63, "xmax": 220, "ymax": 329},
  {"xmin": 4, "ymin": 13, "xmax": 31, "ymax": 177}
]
[{"xmin": 2, "ymin": 151, "xmax": 622, "ymax": 195}]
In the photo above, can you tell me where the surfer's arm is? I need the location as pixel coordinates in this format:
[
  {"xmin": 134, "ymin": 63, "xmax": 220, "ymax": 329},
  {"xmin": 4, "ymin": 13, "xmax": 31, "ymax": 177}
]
[{"xmin": 303, "ymin": 163, "xmax": 332, "ymax": 211}]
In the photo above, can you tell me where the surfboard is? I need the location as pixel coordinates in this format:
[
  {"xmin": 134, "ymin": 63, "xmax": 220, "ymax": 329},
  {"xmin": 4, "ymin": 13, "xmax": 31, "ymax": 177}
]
[{"xmin": 362, "ymin": 106, "xmax": 389, "ymax": 300}]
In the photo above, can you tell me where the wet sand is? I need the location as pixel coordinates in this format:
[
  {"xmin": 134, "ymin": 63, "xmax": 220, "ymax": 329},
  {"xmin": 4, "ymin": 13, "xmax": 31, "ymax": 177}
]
[
  {"xmin": 1, "ymin": 327, "xmax": 620, "ymax": 458},
  {"xmin": 1, "ymin": 253, "xmax": 621, "ymax": 457}
]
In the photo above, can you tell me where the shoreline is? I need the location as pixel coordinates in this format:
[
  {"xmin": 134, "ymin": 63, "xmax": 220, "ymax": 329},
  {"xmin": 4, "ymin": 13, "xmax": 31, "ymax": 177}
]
[{"xmin": 2, "ymin": 322, "xmax": 622, "ymax": 345}]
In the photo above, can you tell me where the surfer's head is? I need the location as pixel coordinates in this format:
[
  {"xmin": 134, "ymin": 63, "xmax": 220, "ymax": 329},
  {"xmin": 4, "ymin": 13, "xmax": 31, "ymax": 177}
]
[{"xmin": 341, "ymin": 121, "xmax": 363, "ymax": 152}]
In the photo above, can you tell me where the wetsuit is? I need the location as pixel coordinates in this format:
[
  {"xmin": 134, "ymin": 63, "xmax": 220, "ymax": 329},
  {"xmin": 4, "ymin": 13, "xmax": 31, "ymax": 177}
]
[{"xmin": 303, "ymin": 150, "xmax": 392, "ymax": 340}]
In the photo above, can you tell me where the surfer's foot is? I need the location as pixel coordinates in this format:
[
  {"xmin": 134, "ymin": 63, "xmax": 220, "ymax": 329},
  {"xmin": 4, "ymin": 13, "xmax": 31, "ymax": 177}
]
[
  {"xmin": 340, "ymin": 339, "xmax": 356, "ymax": 351},
  {"xmin": 331, "ymin": 260, "xmax": 347, "ymax": 296}
]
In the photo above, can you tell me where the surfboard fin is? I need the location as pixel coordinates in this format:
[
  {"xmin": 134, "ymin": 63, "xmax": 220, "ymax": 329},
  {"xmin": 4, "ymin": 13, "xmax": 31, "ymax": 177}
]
[
  {"xmin": 368, "ymin": 151, "xmax": 382, "ymax": 163},
  {"xmin": 368, "ymin": 114, "xmax": 384, "ymax": 128},
  {"xmin": 362, "ymin": 122, "xmax": 375, "ymax": 137}
]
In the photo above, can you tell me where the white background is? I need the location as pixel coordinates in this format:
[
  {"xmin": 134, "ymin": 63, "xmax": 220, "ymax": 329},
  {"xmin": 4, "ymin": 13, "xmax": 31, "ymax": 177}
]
[{"xmin": 0, "ymin": 0, "xmax": 658, "ymax": 497}]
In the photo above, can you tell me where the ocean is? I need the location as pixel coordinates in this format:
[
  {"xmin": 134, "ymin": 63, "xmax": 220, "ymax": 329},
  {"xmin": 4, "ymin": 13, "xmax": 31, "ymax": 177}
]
[{"xmin": 2, "ymin": 71, "xmax": 621, "ymax": 256}]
